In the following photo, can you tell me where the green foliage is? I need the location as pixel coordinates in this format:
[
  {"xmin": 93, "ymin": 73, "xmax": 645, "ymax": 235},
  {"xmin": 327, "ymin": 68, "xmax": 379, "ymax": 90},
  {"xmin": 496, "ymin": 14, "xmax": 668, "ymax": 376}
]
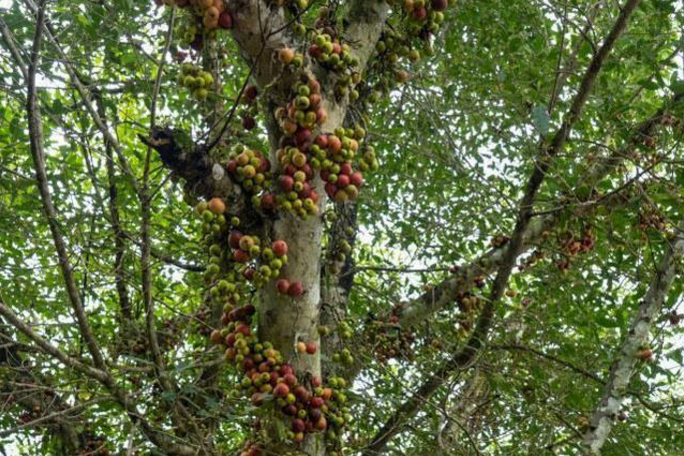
[{"xmin": 0, "ymin": 0, "xmax": 683, "ymax": 455}]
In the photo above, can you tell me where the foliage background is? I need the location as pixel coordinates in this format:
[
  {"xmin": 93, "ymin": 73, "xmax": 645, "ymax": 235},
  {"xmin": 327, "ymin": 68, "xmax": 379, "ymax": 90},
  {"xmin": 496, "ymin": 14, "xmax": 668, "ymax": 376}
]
[{"xmin": 1, "ymin": 0, "xmax": 684, "ymax": 455}]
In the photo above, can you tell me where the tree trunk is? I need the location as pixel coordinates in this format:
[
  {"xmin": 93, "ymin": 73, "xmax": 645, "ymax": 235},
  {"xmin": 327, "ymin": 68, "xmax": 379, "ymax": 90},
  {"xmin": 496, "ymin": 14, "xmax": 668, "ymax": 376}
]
[{"xmin": 258, "ymin": 99, "xmax": 348, "ymax": 455}]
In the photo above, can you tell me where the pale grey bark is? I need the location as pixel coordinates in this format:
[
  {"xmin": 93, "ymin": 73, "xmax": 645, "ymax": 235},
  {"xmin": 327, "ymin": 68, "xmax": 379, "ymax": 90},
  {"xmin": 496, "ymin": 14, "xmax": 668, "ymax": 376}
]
[
  {"xmin": 256, "ymin": 3, "xmax": 390, "ymax": 452},
  {"xmin": 222, "ymin": 2, "xmax": 390, "ymax": 455}
]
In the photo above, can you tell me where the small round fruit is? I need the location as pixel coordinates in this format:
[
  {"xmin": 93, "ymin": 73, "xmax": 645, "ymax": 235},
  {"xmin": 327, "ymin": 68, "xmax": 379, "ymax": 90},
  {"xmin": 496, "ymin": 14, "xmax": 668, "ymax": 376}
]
[
  {"xmin": 207, "ymin": 197, "xmax": 226, "ymax": 215},
  {"xmin": 210, "ymin": 330, "xmax": 223, "ymax": 345},
  {"xmin": 229, "ymin": 230, "xmax": 243, "ymax": 249},
  {"xmin": 239, "ymin": 236, "xmax": 255, "ymax": 251},
  {"xmin": 288, "ymin": 281, "xmax": 304, "ymax": 297},
  {"xmin": 432, "ymin": 0, "xmax": 448, "ymax": 11},
  {"xmin": 636, "ymin": 348, "xmax": 653, "ymax": 361},
  {"xmin": 218, "ymin": 12, "xmax": 233, "ymax": 29},
  {"xmin": 279, "ymin": 47, "xmax": 295, "ymax": 65},
  {"xmin": 276, "ymin": 279, "xmax": 291, "ymax": 294},
  {"xmin": 273, "ymin": 383, "xmax": 290, "ymax": 398},
  {"xmin": 273, "ymin": 240, "xmax": 289, "ymax": 257}
]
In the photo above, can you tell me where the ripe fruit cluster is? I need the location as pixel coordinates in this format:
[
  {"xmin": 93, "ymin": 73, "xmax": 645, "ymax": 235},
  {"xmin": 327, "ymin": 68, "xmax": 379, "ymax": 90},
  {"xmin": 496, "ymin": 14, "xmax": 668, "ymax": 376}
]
[
  {"xmin": 196, "ymin": 198, "xmax": 294, "ymax": 296},
  {"xmin": 273, "ymin": 76, "xmax": 327, "ymax": 218},
  {"xmin": 274, "ymin": 144, "xmax": 320, "ymax": 217},
  {"xmin": 455, "ymin": 291, "xmax": 484, "ymax": 335},
  {"xmin": 556, "ymin": 230, "xmax": 596, "ymax": 271},
  {"xmin": 275, "ymin": 277, "xmax": 305, "ymax": 298},
  {"xmin": 372, "ymin": 313, "xmax": 416, "ymax": 363},
  {"xmin": 211, "ymin": 303, "xmax": 352, "ymax": 447},
  {"xmin": 194, "ymin": 198, "xmax": 350, "ymax": 449},
  {"xmin": 177, "ymin": 63, "xmax": 215, "ymax": 100},
  {"xmin": 360, "ymin": 0, "xmax": 451, "ymax": 104},
  {"xmin": 309, "ymin": 33, "xmax": 359, "ymax": 72},
  {"xmin": 228, "ymin": 231, "xmax": 289, "ymax": 286},
  {"xmin": 226, "ymin": 146, "xmax": 273, "ymax": 198},
  {"xmin": 400, "ymin": 0, "xmax": 448, "ymax": 27},
  {"xmin": 316, "ymin": 128, "xmax": 366, "ymax": 203},
  {"xmin": 219, "ymin": 75, "xmax": 375, "ymax": 220},
  {"xmin": 308, "ymin": 30, "xmax": 361, "ymax": 100},
  {"xmin": 276, "ymin": 76, "xmax": 327, "ymax": 137},
  {"xmin": 169, "ymin": 0, "xmax": 233, "ymax": 30},
  {"xmin": 161, "ymin": 0, "xmax": 233, "ymax": 51}
]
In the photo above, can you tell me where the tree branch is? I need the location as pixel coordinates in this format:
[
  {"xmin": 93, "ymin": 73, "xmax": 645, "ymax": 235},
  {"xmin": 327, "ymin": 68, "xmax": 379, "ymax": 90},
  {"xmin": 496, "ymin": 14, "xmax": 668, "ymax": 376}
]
[
  {"xmin": 321, "ymin": 202, "xmax": 359, "ymax": 379},
  {"xmin": 96, "ymin": 94, "xmax": 132, "ymax": 319},
  {"xmin": 142, "ymin": 4, "xmax": 177, "ymax": 402},
  {"xmin": 0, "ymin": 299, "xmax": 197, "ymax": 456},
  {"xmin": 582, "ymin": 222, "xmax": 684, "ymax": 454},
  {"xmin": 0, "ymin": 320, "xmax": 92, "ymax": 452},
  {"xmin": 0, "ymin": 299, "xmax": 109, "ymax": 383},
  {"xmin": 362, "ymin": 2, "xmax": 643, "ymax": 453},
  {"xmin": 140, "ymin": 127, "xmax": 246, "ymax": 205},
  {"xmin": 398, "ymin": 89, "xmax": 675, "ymax": 329},
  {"xmin": 25, "ymin": 0, "xmax": 106, "ymax": 371},
  {"xmin": 21, "ymin": 0, "xmax": 142, "ymax": 196}
]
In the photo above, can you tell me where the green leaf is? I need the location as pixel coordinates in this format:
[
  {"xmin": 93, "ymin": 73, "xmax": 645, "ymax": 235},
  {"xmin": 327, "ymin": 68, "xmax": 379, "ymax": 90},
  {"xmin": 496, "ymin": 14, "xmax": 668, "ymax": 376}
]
[{"xmin": 532, "ymin": 104, "xmax": 550, "ymax": 136}]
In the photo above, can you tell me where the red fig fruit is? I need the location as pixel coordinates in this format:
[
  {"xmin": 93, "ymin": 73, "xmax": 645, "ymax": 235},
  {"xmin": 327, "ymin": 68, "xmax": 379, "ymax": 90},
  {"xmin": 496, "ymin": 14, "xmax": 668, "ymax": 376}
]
[
  {"xmin": 273, "ymin": 240, "xmax": 289, "ymax": 257},
  {"xmin": 432, "ymin": 0, "xmax": 448, "ymax": 11},
  {"xmin": 276, "ymin": 279, "xmax": 291, "ymax": 294},
  {"xmin": 273, "ymin": 383, "xmax": 290, "ymax": 398},
  {"xmin": 288, "ymin": 281, "xmax": 304, "ymax": 298},
  {"xmin": 218, "ymin": 12, "xmax": 233, "ymax": 29}
]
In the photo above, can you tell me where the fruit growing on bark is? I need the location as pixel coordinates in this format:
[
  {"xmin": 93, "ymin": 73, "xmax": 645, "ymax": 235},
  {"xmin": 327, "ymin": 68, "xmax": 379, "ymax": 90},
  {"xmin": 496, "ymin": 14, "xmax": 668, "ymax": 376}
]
[
  {"xmin": 288, "ymin": 281, "xmax": 304, "ymax": 298},
  {"xmin": 273, "ymin": 383, "xmax": 290, "ymax": 398},
  {"xmin": 207, "ymin": 197, "xmax": 226, "ymax": 214},
  {"xmin": 636, "ymin": 348, "xmax": 653, "ymax": 361},
  {"xmin": 219, "ymin": 12, "xmax": 233, "ymax": 29},
  {"xmin": 276, "ymin": 279, "xmax": 290, "ymax": 294},
  {"xmin": 272, "ymin": 240, "xmax": 289, "ymax": 257},
  {"xmin": 278, "ymin": 47, "xmax": 296, "ymax": 65}
]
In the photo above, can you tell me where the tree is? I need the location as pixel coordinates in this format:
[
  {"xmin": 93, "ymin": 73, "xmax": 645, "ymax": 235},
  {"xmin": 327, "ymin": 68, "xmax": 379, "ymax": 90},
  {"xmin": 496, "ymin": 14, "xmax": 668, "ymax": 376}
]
[{"xmin": 1, "ymin": 0, "xmax": 683, "ymax": 454}]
